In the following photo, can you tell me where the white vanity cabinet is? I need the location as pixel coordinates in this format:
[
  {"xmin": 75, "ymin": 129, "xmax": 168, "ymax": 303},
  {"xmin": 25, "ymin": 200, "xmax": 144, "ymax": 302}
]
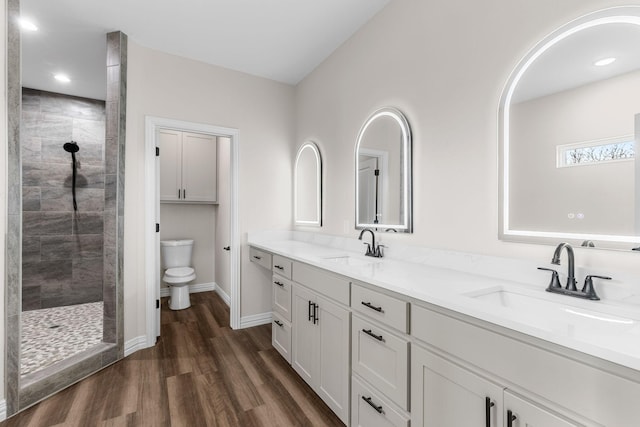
[
  {"xmin": 159, "ymin": 129, "xmax": 217, "ymax": 203},
  {"xmin": 271, "ymin": 275, "xmax": 292, "ymax": 363},
  {"xmin": 411, "ymin": 303, "xmax": 639, "ymax": 427},
  {"xmin": 291, "ymin": 280, "xmax": 351, "ymax": 424}
]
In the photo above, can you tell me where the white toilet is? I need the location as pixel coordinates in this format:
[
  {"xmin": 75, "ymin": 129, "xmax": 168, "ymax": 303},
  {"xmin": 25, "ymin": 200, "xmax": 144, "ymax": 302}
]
[{"xmin": 161, "ymin": 239, "xmax": 197, "ymax": 310}]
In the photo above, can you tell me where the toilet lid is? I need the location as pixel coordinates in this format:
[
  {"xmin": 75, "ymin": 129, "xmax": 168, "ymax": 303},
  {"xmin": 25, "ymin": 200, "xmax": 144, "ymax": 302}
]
[{"xmin": 165, "ymin": 267, "xmax": 195, "ymax": 278}]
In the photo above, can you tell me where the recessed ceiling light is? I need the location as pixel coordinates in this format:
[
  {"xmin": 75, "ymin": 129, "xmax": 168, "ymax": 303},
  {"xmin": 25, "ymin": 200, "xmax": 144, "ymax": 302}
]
[
  {"xmin": 18, "ymin": 18, "xmax": 38, "ymax": 31},
  {"xmin": 594, "ymin": 57, "xmax": 616, "ymax": 67},
  {"xmin": 54, "ymin": 74, "xmax": 71, "ymax": 83}
]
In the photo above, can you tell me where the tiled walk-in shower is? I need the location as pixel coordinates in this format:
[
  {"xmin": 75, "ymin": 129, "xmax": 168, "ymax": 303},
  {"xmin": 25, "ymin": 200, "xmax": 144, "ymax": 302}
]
[{"xmin": 21, "ymin": 302, "xmax": 103, "ymax": 377}]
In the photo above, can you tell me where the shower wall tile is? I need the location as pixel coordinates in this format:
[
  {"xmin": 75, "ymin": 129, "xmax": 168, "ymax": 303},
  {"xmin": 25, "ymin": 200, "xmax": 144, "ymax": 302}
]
[
  {"xmin": 104, "ymin": 174, "xmax": 116, "ymax": 210},
  {"xmin": 105, "ymin": 137, "xmax": 118, "ymax": 174},
  {"xmin": 73, "ymin": 212, "xmax": 104, "ymax": 235},
  {"xmin": 21, "ymin": 88, "xmax": 107, "ymax": 311},
  {"xmin": 23, "ymin": 212, "xmax": 72, "ymax": 236},
  {"xmin": 22, "ymin": 186, "xmax": 41, "ymax": 211},
  {"xmin": 22, "ymin": 236, "xmax": 41, "ymax": 263}
]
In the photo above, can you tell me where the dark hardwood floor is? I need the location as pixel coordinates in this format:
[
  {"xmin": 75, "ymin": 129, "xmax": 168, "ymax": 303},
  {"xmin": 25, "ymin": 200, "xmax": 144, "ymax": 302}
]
[{"xmin": 2, "ymin": 292, "xmax": 344, "ymax": 426}]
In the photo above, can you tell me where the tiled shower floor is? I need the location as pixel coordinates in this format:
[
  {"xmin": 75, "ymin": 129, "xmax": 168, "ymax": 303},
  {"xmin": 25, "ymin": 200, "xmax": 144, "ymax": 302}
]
[{"xmin": 21, "ymin": 302, "xmax": 103, "ymax": 377}]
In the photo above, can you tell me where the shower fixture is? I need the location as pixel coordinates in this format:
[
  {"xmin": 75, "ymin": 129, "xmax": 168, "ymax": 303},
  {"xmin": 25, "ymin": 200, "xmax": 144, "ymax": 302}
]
[{"xmin": 63, "ymin": 141, "xmax": 79, "ymax": 211}]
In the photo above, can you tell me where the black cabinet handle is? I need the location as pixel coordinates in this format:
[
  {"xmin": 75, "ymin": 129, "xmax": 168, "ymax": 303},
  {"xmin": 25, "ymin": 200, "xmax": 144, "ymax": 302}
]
[
  {"xmin": 223, "ymin": 246, "xmax": 230, "ymax": 251},
  {"xmin": 183, "ymin": 189, "xmax": 186, "ymax": 199},
  {"xmin": 253, "ymin": 255, "xmax": 261, "ymax": 260},
  {"xmin": 274, "ymin": 281, "xmax": 285, "ymax": 287},
  {"xmin": 312, "ymin": 303, "xmax": 319, "ymax": 324},
  {"xmin": 361, "ymin": 301, "xmax": 383, "ymax": 313},
  {"xmin": 178, "ymin": 189, "xmax": 181, "ymax": 199},
  {"xmin": 362, "ymin": 396, "xmax": 384, "ymax": 415},
  {"xmin": 485, "ymin": 397, "xmax": 495, "ymax": 427},
  {"xmin": 274, "ymin": 265, "xmax": 284, "ymax": 270},
  {"xmin": 308, "ymin": 300, "xmax": 312, "ymax": 322},
  {"xmin": 274, "ymin": 320, "xmax": 283, "ymax": 327},
  {"xmin": 362, "ymin": 329, "xmax": 384, "ymax": 342},
  {"xmin": 507, "ymin": 410, "xmax": 517, "ymax": 427}
]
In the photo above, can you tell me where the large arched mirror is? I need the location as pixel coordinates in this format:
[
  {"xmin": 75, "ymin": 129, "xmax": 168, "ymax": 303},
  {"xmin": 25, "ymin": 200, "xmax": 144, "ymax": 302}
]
[
  {"xmin": 355, "ymin": 107, "xmax": 412, "ymax": 232},
  {"xmin": 500, "ymin": 6, "xmax": 640, "ymax": 250},
  {"xmin": 295, "ymin": 141, "xmax": 322, "ymax": 226}
]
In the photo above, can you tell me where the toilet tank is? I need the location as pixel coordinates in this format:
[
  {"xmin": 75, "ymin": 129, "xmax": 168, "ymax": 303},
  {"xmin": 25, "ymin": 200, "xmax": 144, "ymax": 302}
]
[{"xmin": 160, "ymin": 239, "xmax": 194, "ymax": 268}]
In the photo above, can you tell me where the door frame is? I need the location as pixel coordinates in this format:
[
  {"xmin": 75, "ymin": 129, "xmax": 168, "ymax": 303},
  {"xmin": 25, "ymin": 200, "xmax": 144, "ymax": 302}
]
[{"xmin": 144, "ymin": 116, "xmax": 241, "ymax": 344}]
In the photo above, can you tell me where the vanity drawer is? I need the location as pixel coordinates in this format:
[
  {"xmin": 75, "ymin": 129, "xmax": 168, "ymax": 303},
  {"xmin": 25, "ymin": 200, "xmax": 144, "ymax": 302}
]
[
  {"xmin": 250, "ymin": 247, "xmax": 272, "ymax": 270},
  {"xmin": 272, "ymin": 275, "xmax": 292, "ymax": 322},
  {"xmin": 272, "ymin": 312, "xmax": 292, "ymax": 364},
  {"xmin": 272, "ymin": 255, "xmax": 292, "ymax": 279},
  {"xmin": 352, "ymin": 376, "xmax": 409, "ymax": 427},
  {"xmin": 352, "ymin": 314, "xmax": 409, "ymax": 410},
  {"xmin": 352, "ymin": 283, "xmax": 409, "ymax": 333},
  {"xmin": 292, "ymin": 261, "xmax": 350, "ymax": 305}
]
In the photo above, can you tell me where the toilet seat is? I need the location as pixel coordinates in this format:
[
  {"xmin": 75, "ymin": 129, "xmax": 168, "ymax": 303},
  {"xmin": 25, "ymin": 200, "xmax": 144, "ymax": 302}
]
[{"xmin": 163, "ymin": 267, "xmax": 196, "ymax": 284}]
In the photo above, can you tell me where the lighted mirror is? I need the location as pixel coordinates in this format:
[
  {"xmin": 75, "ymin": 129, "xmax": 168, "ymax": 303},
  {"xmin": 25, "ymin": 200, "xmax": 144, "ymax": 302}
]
[
  {"xmin": 295, "ymin": 141, "xmax": 322, "ymax": 226},
  {"xmin": 355, "ymin": 107, "xmax": 412, "ymax": 232},
  {"xmin": 500, "ymin": 7, "xmax": 640, "ymax": 250}
]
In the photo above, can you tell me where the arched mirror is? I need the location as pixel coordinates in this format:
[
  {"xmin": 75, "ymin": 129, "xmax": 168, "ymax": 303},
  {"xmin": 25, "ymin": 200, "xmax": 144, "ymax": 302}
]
[
  {"xmin": 295, "ymin": 141, "xmax": 322, "ymax": 226},
  {"xmin": 500, "ymin": 7, "xmax": 640, "ymax": 250},
  {"xmin": 355, "ymin": 107, "xmax": 412, "ymax": 232}
]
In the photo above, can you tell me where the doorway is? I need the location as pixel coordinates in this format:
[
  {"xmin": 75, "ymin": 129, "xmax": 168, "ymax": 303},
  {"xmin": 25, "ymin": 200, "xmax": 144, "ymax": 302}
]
[{"xmin": 144, "ymin": 116, "xmax": 240, "ymax": 344}]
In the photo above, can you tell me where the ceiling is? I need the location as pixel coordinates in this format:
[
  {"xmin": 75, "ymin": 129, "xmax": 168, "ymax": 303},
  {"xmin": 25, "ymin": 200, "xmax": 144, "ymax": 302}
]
[{"xmin": 20, "ymin": 0, "xmax": 391, "ymax": 100}]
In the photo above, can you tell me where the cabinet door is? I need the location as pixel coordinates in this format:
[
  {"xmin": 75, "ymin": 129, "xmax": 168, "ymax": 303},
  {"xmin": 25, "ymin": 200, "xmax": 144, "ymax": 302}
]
[
  {"xmin": 316, "ymin": 296, "xmax": 350, "ymax": 424},
  {"xmin": 272, "ymin": 275, "xmax": 292, "ymax": 322},
  {"xmin": 181, "ymin": 132, "xmax": 217, "ymax": 202},
  {"xmin": 272, "ymin": 313, "xmax": 292, "ymax": 364},
  {"xmin": 159, "ymin": 129, "xmax": 182, "ymax": 201},
  {"xmin": 412, "ymin": 345, "xmax": 504, "ymax": 427},
  {"xmin": 291, "ymin": 285, "xmax": 317, "ymax": 386},
  {"xmin": 504, "ymin": 391, "xmax": 583, "ymax": 427}
]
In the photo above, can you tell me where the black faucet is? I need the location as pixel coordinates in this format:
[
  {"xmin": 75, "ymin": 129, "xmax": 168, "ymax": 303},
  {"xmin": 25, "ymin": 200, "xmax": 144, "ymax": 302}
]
[
  {"xmin": 538, "ymin": 242, "xmax": 611, "ymax": 300},
  {"xmin": 358, "ymin": 228, "xmax": 384, "ymax": 258},
  {"xmin": 551, "ymin": 242, "xmax": 577, "ymax": 291}
]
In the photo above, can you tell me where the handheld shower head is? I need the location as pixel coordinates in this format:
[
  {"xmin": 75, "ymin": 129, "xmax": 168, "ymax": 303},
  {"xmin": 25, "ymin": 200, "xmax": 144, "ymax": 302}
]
[{"xmin": 63, "ymin": 141, "xmax": 79, "ymax": 153}]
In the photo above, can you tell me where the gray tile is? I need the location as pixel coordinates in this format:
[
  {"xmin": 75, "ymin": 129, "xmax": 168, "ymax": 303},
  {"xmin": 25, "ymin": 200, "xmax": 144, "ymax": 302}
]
[
  {"xmin": 75, "ymin": 142, "xmax": 104, "ymax": 167},
  {"xmin": 72, "ymin": 118, "xmax": 105, "ymax": 145},
  {"xmin": 75, "ymin": 165, "xmax": 105, "ymax": 189},
  {"xmin": 22, "ymin": 285, "xmax": 41, "ymax": 311},
  {"xmin": 40, "ymin": 92, "xmax": 104, "ymax": 121},
  {"xmin": 23, "ymin": 259, "xmax": 72, "ymax": 291},
  {"xmin": 72, "ymin": 257, "xmax": 103, "ymax": 289},
  {"xmin": 41, "ymin": 138, "xmax": 77, "ymax": 164},
  {"xmin": 38, "ymin": 114, "xmax": 73, "ymax": 141},
  {"xmin": 6, "ymin": 214, "xmax": 21, "ymax": 317},
  {"xmin": 104, "ymin": 174, "xmax": 116, "ymax": 210},
  {"xmin": 21, "ymin": 136, "xmax": 42, "ymax": 163},
  {"xmin": 105, "ymin": 137, "xmax": 118, "ymax": 174},
  {"xmin": 106, "ymin": 66, "xmax": 120, "ymax": 102},
  {"xmin": 74, "ymin": 234, "xmax": 104, "ymax": 258},
  {"xmin": 21, "ymin": 111, "xmax": 41, "ymax": 138},
  {"xmin": 41, "ymin": 187, "xmax": 104, "ymax": 212},
  {"xmin": 101, "ymin": 345, "xmax": 118, "ymax": 365},
  {"xmin": 23, "ymin": 162, "xmax": 71, "ymax": 188},
  {"xmin": 40, "ymin": 235, "xmax": 74, "ymax": 261},
  {"xmin": 105, "ymin": 101, "xmax": 119, "ymax": 139},
  {"xmin": 103, "ymin": 209, "xmax": 116, "ymax": 247},
  {"xmin": 73, "ymin": 212, "xmax": 104, "ymax": 235},
  {"xmin": 22, "ymin": 88, "xmax": 42, "ymax": 112},
  {"xmin": 22, "ymin": 186, "xmax": 41, "ymax": 211},
  {"xmin": 106, "ymin": 32, "xmax": 122, "ymax": 67},
  {"xmin": 22, "ymin": 236, "xmax": 41, "ymax": 263},
  {"xmin": 23, "ymin": 212, "xmax": 72, "ymax": 236}
]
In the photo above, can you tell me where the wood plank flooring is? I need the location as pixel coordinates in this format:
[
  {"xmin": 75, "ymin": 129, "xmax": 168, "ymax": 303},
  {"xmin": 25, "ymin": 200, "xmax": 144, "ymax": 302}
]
[{"xmin": 1, "ymin": 292, "xmax": 344, "ymax": 427}]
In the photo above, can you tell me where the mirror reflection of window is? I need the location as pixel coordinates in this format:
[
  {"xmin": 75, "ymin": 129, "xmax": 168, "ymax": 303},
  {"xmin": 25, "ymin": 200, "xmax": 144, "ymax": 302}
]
[
  {"xmin": 294, "ymin": 142, "xmax": 322, "ymax": 226},
  {"xmin": 501, "ymin": 8, "xmax": 640, "ymax": 247}
]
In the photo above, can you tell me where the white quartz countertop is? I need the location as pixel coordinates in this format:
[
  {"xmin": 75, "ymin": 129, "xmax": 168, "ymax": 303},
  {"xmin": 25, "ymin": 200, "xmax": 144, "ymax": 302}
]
[{"xmin": 249, "ymin": 237, "xmax": 640, "ymax": 372}]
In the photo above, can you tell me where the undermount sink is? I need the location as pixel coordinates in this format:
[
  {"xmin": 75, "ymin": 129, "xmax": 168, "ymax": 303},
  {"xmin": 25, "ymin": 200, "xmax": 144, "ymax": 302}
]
[
  {"xmin": 466, "ymin": 287, "xmax": 639, "ymax": 336},
  {"xmin": 322, "ymin": 255, "xmax": 380, "ymax": 267}
]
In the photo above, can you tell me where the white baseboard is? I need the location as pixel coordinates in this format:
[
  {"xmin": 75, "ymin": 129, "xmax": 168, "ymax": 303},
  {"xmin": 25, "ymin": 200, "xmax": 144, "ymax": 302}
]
[
  {"xmin": 160, "ymin": 281, "xmax": 216, "ymax": 297},
  {"xmin": 124, "ymin": 335, "xmax": 151, "ymax": 357},
  {"xmin": 240, "ymin": 312, "xmax": 273, "ymax": 329},
  {"xmin": 215, "ymin": 285, "xmax": 231, "ymax": 306},
  {"xmin": 0, "ymin": 399, "xmax": 7, "ymax": 421}
]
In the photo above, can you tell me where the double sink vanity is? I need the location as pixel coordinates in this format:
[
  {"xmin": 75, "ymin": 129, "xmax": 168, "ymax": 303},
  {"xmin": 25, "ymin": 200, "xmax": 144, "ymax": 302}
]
[{"xmin": 249, "ymin": 231, "xmax": 640, "ymax": 427}]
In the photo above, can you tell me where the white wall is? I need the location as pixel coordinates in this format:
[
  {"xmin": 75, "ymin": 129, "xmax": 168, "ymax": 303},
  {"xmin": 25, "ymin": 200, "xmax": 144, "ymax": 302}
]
[
  {"xmin": 125, "ymin": 42, "xmax": 294, "ymax": 342},
  {"xmin": 510, "ymin": 70, "xmax": 640, "ymax": 234},
  {"xmin": 295, "ymin": 0, "xmax": 640, "ymax": 276},
  {"xmin": 159, "ymin": 204, "xmax": 216, "ymax": 287}
]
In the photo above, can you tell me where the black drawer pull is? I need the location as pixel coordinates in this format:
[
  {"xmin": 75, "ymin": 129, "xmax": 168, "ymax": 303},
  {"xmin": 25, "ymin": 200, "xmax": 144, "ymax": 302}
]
[
  {"xmin": 274, "ymin": 265, "xmax": 284, "ymax": 270},
  {"xmin": 507, "ymin": 410, "xmax": 517, "ymax": 427},
  {"xmin": 274, "ymin": 320, "xmax": 283, "ymax": 327},
  {"xmin": 274, "ymin": 281, "xmax": 285, "ymax": 287},
  {"xmin": 485, "ymin": 397, "xmax": 495, "ymax": 427},
  {"xmin": 312, "ymin": 303, "xmax": 319, "ymax": 324},
  {"xmin": 362, "ymin": 396, "xmax": 384, "ymax": 415},
  {"xmin": 253, "ymin": 255, "xmax": 261, "ymax": 260},
  {"xmin": 362, "ymin": 329, "xmax": 384, "ymax": 342},
  {"xmin": 361, "ymin": 301, "xmax": 383, "ymax": 313}
]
